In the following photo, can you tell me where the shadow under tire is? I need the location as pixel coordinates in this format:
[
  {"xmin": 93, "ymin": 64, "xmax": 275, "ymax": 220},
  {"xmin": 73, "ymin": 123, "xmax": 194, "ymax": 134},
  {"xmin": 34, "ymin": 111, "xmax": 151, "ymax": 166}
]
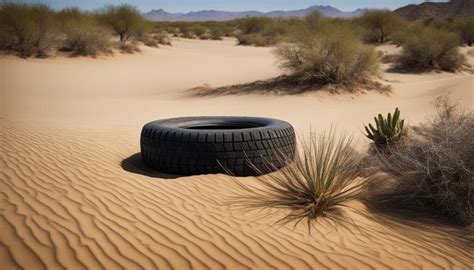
[{"xmin": 140, "ymin": 116, "xmax": 296, "ymax": 176}]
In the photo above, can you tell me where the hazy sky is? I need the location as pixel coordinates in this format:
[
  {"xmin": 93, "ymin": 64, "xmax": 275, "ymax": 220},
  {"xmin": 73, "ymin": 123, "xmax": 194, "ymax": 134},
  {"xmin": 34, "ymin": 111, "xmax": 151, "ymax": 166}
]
[{"xmin": 21, "ymin": 0, "xmax": 447, "ymax": 12}]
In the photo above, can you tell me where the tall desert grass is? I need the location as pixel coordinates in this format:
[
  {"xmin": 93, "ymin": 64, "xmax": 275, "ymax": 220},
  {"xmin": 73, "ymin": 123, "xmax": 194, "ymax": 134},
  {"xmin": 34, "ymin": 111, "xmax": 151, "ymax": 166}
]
[{"xmin": 233, "ymin": 130, "xmax": 363, "ymax": 231}]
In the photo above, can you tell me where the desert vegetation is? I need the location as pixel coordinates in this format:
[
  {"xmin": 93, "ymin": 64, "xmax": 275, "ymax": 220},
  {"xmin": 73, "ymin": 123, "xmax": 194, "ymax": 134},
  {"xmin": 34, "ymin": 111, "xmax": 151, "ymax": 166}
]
[
  {"xmin": 190, "ymin": 12, "xmax": 384, "ymax": 95},
  {"xmin": 98, "ymin": 4, "xmax": 150, "ymax": 51},
  {"xmin": 235, "ymin": 100, "xmax": 473, "ymax": 229},
  {"xmin": 152, "ymin": 21, "xmax": 235, "ymax": 41},
  {"xmin": 236, "ymin": 17, "xmax": 302, "ymax": 47},
  {"xmin": 0, "ymin": 3, "xmax": 57, "ymax": 58},
  {"xmin": 275, "ymin": 17, "xmax": 379, "ymax": 86},
  {"xmin": 365, "ymin": 99, "xmax": 474, "ymax": 226},
  {"xmin": 364, "ymin": 108, "xmax": 406, "ymax": 147},
  {"xmin": 155, "ymin": 9, "xmax": 471, "ymax": 81},
  {"xmin": 356, "ymin": 10, "xmax": 405, "ymax": 44},
  {"xmin": 2, "ymin": 1, "xmax": 471, "ymax": 66},
  {"xmin": 57, "ymin": 8, "xmax": 111, "ymax": 56},
  {"xmin": 234, "ymin": 130, "xmax": 363, "ymax": 231},
  {"xmin": 454, "ymin": 18, "xmax": 474, "ymax": 46},
  {"xmin": 0, "ymin": 2, "xmax": 163, "ymax": 58},
  {"xmin": 395, "ymin": 25, "xmax": 465, "ymax": 71}
]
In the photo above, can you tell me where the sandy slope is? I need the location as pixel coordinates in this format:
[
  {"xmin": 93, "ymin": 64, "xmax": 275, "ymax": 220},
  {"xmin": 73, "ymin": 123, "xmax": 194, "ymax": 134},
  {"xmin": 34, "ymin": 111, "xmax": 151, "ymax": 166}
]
[{"xmin": 1, "ymin": 39, "xmax": 473, "ymax": 269}]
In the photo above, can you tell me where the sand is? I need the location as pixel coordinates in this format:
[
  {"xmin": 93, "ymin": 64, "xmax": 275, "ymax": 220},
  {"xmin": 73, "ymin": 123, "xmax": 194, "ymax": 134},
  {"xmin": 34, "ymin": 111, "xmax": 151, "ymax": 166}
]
[{"xmin": 1, "ymin": 38, "xmax": 473, "ymax": 269}]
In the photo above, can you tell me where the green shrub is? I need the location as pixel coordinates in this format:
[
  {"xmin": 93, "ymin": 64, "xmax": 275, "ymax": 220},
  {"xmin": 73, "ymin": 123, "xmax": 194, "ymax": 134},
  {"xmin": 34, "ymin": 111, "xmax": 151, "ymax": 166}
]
[
  {"xmin": 454, "ymin": 18, "xmax": 474, "ymax": 46},
  {"xmin": 397, "ymin": 26, "xmax": 465, "ymax": 72},
  {"xmin": 233, "ymin": 130, "xmax": 362, "ymax": 231},
  {"xmin": 364, "ymin": 108, "xmax": 406, "ymax": 147},
  {"xmin": 357, "ymin": 10, "xmax": 405, "ymax": 43},
  {"xmin": 57, "ymin": 8, "xmax": 111, "ymax": 56},
  {"xmin": 139, "ymin": 33, "xmax": 160, "ymax": 47},
  {"xmin": 99, "ymin": 4, "xmax": 148, "ymax": 46},
  {"xmin": 275, "ymin": 24, "xmax": 379, "ymax": 85},
  {"xmin": 366, "ymin": 99, "xmax": 474, "ymax": 225},
  {"xmin": 0, "ymin": 3, "xmax": 57, "ymax": 58}
]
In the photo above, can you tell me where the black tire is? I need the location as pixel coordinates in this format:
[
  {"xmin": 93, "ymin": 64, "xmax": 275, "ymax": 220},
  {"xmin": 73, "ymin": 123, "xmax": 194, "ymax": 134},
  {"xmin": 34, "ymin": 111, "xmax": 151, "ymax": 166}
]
[{"xmin": 140, "ymin": 116, "xmax": 296, "ymax": 176}]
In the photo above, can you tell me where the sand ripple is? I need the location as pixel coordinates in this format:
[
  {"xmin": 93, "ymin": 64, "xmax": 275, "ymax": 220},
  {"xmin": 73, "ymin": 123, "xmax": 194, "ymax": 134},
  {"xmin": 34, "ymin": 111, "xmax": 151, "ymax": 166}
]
[{"xmin": 1, "ymin": 120, "xmax": 472, "ymax": 269}]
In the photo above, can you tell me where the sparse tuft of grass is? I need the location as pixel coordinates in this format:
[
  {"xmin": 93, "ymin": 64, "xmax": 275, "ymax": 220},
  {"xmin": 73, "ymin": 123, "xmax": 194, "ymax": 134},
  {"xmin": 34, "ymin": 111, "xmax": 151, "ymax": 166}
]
[
  {"xmin": 233, "ymin": 130, "xmax": 363, "ymax": 231},
  {"xmin": 365, "ymin": 98, "xmax": 474, "ymax": 226}
]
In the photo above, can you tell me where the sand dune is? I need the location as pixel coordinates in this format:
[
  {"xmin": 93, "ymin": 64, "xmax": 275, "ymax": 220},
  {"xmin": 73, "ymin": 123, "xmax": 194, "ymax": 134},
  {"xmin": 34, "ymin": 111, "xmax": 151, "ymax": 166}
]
[{"xmin": 1, "ymin": 39, "xmax": 473, "ymax": 269}]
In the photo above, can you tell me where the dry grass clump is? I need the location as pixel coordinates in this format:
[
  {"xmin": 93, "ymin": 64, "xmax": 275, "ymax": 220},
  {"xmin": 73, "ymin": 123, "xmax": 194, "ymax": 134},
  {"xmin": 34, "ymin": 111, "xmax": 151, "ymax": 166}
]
[
  {"xmin": 0, "ymin": 3, "xmax": 57, "ymax": 58},
  {"xmin": 154, "ymin": 32, "xmax": 172, "ymax": 46},
  {"xmin": 275, "ymin": 23, "xmax": 379, "ymax": 86},
  {"xmin": 237, "ymin": 34, "xmax": 268, "ymax": 47},
  {"xmin": 119, "ymin": 42, "xmax": 141, "ymax": 54},
  {"xmin": 233, "ymin": 131, "xmax": 363, "ymax": 231},
  {"xmin": 139, "ymin": 32, "xmax": 172, "ymax": 47},
  {"xmin": 139, "ymin": 34, "xmax": 160, "ymax": 48},
  {"xmin": 396, "ymin": 26, "xmax": 465, "ymax": 72},
  {"xmin": 365, "ymin": 99, "xmax": 474, "ymax": 226}
]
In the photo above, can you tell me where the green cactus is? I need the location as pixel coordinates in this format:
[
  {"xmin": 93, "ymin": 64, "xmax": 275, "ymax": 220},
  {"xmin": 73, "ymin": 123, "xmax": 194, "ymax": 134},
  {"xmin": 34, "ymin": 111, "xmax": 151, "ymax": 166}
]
[{"xmin": 364, "ymin": 108, "xmax": 405, "ymax": 146}]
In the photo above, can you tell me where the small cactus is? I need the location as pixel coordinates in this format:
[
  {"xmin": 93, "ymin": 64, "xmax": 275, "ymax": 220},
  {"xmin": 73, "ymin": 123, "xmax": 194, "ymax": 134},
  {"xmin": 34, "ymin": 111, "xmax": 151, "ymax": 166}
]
[{"xmin": 364, "ymin": 108, "xmax": 405, "ymax": 146}]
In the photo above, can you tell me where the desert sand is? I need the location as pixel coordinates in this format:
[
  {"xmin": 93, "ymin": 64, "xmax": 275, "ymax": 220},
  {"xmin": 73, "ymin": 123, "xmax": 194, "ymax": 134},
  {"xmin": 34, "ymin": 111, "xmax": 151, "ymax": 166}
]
[{"xmin": 1, "ymin": 38, "xmax": 473, "ymax": 269}]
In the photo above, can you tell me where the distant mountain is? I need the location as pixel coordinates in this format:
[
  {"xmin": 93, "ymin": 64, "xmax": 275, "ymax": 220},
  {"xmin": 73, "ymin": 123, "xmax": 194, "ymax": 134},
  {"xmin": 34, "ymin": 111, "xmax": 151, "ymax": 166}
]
[
  {"xmin": 394, "ymin": 0, "xmax": 474, "ymax": 20},
  {"xmin": 144, "ymin": 6, "xmax": 368, "ymax": 22}
]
